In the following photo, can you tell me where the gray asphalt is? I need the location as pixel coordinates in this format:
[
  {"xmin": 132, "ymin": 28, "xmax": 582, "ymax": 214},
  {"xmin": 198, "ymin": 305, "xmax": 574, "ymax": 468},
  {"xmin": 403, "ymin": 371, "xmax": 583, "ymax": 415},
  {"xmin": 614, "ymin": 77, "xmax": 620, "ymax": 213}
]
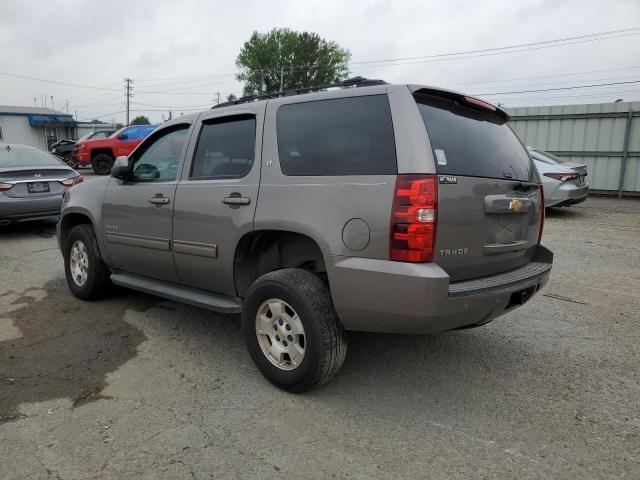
[{"xmin": 0, "ymin": 196, "xmax": 639, "ymax": 479}]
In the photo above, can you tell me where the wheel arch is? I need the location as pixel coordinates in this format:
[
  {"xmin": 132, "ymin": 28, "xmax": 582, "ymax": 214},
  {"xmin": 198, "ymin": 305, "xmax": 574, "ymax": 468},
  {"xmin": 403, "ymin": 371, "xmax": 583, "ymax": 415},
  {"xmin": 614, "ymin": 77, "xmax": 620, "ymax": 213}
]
[
  {"xmin": 90, "ymin": 148, "xmax": 115, "ymax": 160},
  {"xmin": 234, "ymin": 230, "xmax": 327, "ymax": 298},
  {"xmin": 59, "ymin": 209, "xmax": 99, "ymax": 251}
]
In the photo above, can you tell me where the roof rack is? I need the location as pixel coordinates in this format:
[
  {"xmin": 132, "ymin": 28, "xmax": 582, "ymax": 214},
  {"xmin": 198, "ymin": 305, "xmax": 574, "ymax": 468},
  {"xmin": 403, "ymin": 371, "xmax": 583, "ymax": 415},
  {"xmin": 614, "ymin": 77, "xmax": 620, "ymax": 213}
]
[{"xmin": 212, "ymin": 76, "xmax": 387, "ymax": 109}]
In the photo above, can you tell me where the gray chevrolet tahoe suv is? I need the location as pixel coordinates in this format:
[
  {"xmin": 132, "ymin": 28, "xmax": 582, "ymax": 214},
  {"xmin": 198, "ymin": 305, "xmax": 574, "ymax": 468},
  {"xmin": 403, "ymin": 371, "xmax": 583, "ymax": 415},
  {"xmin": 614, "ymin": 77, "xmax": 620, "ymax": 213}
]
[{"xmin": 57, "ymin": 79, "xmax": 552, "ymax": 392}]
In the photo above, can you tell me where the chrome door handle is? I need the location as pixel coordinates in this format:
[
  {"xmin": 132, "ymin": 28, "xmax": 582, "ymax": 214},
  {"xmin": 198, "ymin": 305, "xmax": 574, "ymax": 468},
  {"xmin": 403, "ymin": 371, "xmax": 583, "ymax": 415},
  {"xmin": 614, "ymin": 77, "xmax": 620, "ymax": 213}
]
[
  {"xmin": 222, "ymin": 196, "xmax": 251, "ymax": 205},
  {"xmin": 148, "ymin": 196, "xmax": 170, "ymax": 205}
]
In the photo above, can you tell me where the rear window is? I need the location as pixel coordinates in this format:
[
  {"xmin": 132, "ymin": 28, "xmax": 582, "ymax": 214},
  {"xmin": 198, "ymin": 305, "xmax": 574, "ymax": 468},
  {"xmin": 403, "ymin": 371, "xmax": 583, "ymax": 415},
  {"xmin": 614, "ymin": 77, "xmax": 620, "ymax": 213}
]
[
  {"xmin": 530, "ymin": 149, "xmax": 564, "ymax": 165},
  {"xmin": 416, "ymin": 95, "xmax": 534, "ymax": 181},
  {"xmin": 277, "ymin": 95, "xmax": 397, "ymax": 176},
  {"xmin": 0, "ymin": 147, "xmax": 62, "ymax": 168}
]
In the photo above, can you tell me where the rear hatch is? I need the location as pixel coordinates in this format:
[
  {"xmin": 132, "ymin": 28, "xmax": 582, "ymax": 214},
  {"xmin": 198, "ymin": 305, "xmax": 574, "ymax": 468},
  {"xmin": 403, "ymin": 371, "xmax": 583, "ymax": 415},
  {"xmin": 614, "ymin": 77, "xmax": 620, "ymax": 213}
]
[{"xmin": 414, "ymin": 89, "xmax": 543, "ymax": 281}]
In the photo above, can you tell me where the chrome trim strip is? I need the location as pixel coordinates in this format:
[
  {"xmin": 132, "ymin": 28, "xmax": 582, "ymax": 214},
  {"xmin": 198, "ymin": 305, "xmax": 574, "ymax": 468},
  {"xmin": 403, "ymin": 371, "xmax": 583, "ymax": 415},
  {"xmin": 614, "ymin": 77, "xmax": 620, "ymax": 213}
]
[
  {"xmin": 173, "ymin": 240, "xmax": 218, "ymax": 258},
  {"xmin": 105, "ymin": 232, "xmax": 170, "ymax": 251}
]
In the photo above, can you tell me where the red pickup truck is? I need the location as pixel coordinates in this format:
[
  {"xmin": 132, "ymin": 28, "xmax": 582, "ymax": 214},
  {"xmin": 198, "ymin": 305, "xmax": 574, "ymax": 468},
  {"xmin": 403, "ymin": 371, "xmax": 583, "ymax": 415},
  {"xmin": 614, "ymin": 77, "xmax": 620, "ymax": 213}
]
[{"xmin": 75, "ymin": 124, "xmax": 157, "ymax": 175}]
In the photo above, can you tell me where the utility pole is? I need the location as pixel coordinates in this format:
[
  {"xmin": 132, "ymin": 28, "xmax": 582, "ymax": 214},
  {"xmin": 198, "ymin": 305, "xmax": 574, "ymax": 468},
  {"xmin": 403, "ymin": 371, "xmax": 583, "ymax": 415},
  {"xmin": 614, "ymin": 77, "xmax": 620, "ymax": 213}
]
[
  {"xmin": 168, "ymin": 111, "xmax": 173, "ymax": 121},
  {"xmin": 51, "ymin": 96, "xmax": 55, "ymax": 111},
  {"xmin": 280, "ymin": 67, "xmax": 284, "ymax": 91},
  {"xmin": 124, "ymin": 78, "xmax": 134, "ymax": 125}
]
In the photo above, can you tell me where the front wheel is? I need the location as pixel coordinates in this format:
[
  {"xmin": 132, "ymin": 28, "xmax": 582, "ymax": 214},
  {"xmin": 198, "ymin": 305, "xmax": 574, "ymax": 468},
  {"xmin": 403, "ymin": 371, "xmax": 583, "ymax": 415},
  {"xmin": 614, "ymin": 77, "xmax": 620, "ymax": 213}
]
[
  {"xmin": 63, "ymin": 224, "xmax": 113, "ymax": 300},
  {"xmin": 91, "ymin": 154, "xmax": 114, "ymax": 175},
  {"xmin": 242, "ymin": 268, "xmax": 347, "ymax": 392}
]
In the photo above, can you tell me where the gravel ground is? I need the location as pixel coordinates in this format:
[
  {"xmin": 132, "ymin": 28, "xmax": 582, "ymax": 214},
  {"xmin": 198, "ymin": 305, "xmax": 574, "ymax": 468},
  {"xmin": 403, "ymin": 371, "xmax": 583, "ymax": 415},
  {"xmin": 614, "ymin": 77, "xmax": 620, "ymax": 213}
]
[{"xmin": 0, "ymin": 196, "xmax": 639, "ymax": 479}]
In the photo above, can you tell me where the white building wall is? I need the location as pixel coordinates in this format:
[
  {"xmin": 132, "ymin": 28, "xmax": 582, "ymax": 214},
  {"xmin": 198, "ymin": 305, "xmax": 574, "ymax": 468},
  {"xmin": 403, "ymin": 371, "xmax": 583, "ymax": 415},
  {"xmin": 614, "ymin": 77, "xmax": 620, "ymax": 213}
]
[{"xmin": 0, "ymin": 115, "xmax": 47, "ymax": 148}]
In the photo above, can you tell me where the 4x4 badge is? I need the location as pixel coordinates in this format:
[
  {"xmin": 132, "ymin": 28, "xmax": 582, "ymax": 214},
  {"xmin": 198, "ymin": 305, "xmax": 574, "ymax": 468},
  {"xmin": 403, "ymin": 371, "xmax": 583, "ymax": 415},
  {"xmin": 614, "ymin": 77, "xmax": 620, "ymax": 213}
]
[{"xmin": 439, "ymin": 176, "xmax": 457, "ymax": 184}]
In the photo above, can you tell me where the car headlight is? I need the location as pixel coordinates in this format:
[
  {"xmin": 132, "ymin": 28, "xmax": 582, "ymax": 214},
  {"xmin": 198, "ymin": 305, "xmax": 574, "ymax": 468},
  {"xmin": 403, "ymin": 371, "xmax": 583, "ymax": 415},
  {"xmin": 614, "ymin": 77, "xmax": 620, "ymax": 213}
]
[{"xmin": 52, "ymin": 148, "xmax": 57, "ymax": 153}]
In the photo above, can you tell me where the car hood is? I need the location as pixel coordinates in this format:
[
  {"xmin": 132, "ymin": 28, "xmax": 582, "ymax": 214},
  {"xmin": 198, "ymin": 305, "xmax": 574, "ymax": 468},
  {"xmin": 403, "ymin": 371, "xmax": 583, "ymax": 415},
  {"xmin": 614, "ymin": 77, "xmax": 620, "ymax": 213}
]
[{"xmin": 76, "ymin": 138, "xmax": 113, "ymax": 148}]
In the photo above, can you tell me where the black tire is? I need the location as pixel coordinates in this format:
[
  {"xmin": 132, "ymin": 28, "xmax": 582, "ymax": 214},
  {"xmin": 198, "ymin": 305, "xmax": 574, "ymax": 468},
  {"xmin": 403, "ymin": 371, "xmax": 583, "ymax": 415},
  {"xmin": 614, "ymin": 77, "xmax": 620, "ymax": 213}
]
[
  {"xmin": 91, "ymin": 153, "xmax": 114, "ymax": 175},
  {"xmin": 63, "ymin": 224, "xmax": 113, "ymax": 300},
  {"xmin": 242, "ymin": 268, "xmax": 347, "ymax": 393}
]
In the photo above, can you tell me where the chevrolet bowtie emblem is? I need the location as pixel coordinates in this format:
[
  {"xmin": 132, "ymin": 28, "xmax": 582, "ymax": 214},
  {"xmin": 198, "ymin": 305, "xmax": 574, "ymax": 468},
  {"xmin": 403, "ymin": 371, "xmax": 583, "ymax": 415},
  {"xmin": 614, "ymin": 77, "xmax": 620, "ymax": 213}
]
[{"xmin": 509, "ymin": 199, "xmax": 524, "ymax": 212}]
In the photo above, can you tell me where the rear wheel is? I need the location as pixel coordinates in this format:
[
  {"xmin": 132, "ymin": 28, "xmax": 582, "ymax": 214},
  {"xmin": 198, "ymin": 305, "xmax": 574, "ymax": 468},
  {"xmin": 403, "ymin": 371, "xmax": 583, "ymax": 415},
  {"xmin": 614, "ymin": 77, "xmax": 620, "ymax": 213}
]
[
  {"xmin": 91, "ymin": 153, "xmax": 114, "ymax": 175},
  {"xmin": 63, "ymin": 224, "xmax": 113, "ymax": 300},
  {"xmin": 242, "ymin": 268, "xmax": 346, "ymax": 392}
]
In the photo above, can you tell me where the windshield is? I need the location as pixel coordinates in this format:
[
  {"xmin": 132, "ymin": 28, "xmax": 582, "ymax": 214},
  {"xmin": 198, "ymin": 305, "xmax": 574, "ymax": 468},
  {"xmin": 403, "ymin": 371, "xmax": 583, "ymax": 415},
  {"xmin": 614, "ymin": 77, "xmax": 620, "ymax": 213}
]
[
  {"xmin": 416, "ymin": 94, "xmax": 534, "ymax": 181},
  {"xmin": 78, "ymin": 132, "xmax": 95, "ymax": 141},
  {"xmin": 0, "ymin": 147, "xmax": 64, "ymax": 168},
  {"xmin": 109, "ymin": 127, "xmax": 126, "ymax": 139}
]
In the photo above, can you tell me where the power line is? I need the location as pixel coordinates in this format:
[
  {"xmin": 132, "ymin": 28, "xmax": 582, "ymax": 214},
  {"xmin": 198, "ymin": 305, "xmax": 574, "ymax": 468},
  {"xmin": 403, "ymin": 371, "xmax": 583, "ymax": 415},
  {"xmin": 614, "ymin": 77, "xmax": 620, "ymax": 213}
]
[
  {"xmin": 0, "ymin": 71, "xmax": 121, "ymax": 91},
  {"xmin": 350, "ymin": 27, "xmax": 640, "ymax": 65},
  {"xmin": 444, "ymin": 65, "xmax": 640, "ymax": 88},
  {"xmin": 474, "ymin": 79, "xmax": 640, "ymax": 96}
]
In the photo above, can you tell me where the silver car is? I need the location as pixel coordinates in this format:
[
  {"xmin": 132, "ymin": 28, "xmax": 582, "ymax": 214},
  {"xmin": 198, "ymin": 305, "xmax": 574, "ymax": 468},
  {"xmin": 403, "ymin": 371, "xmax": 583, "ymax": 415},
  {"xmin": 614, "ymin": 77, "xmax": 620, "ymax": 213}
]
[
  {"xmin": 0, "ymin": 143, "xmax": 83, "ymax": 225},
  {"xmin": 528, "ymin": 147, "xmax": 588, "ymax": 207}
]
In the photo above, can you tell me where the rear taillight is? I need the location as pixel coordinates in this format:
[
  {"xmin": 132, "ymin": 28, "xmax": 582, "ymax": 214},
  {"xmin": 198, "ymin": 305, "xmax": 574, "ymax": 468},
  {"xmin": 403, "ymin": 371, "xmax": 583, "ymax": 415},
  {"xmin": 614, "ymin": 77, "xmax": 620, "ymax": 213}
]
[
  {"xmin": 61, "ymin": 176, "xmax": 84, "ymax": 187},
  {"xmin": 544, "ymin": 172, "xmax": 579, "ymax": 182},
  {"xmin": 0, "ymin": 182, "xmax": 13, "ymax": 192},
  {"xmin": 390, "ymin": 175, "xmax": 437, "ymax": 262},
  {"xmin": 538, "ymin": 185, "xmax": 545, "ymax": 244},
  {"xmin": 463, "ymin": 96, "xmax": 497, "ymax": 112}
]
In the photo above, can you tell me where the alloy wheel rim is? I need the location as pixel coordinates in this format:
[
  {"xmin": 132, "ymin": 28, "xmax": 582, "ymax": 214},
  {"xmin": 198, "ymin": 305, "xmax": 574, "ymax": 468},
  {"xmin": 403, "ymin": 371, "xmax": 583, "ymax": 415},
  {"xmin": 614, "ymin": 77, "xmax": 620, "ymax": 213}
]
[
  {"xmin": 69, "ymin": 240, "xmax": 89, "ymax": 287},
  {"xmin": 255, "ymin": 298, "xmax": 306, "ymax": 371}
]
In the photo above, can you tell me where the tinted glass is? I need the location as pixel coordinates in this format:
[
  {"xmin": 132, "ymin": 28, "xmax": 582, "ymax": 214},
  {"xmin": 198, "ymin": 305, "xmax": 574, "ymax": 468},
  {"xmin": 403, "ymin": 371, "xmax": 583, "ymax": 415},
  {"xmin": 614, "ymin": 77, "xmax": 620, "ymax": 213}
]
[
  {"xmin": 276, "ymin": 95, "xmax": 397, "ymax": 176},
  {"xmin": 131, "ymin": 126, "xmax": 188, "ymax": 182},
  {"xmin": 190, "ymin": 117, "xmax": 256, "ymax": 180},
  {"xmin": 123, "ymin": 125, "xmax": 156, "ymax": 140},
  {"xmin": 0, "ymin": 147, "xmax": 63, "ymax": 168},
  {"xmin": 416, "ymin": 95, "xmax": 534, "ymax": 181}
]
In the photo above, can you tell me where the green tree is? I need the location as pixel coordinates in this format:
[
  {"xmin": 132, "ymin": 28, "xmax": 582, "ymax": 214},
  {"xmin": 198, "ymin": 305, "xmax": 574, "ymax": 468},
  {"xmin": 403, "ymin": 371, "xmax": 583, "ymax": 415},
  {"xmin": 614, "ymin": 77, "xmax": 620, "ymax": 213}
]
[
  {"xmin": 130, "ymin": 115, "xmax": 150, "ymax": 125},
  {"xmin": 226, "ymin": 93, "xmax": 238, "ymax": 102},
  {"xmin": 236, "ymin": 28, "xmax": 351, "ymax": 96}
]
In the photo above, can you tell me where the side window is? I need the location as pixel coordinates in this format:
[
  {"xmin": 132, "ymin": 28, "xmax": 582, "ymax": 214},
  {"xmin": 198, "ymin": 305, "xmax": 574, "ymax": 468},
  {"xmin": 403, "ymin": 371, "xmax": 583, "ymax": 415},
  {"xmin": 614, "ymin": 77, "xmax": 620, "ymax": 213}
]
[
  {"xmin": 131, "ymin": 126, "xmax": 189, "ymax": 182},
  {"xmin": 190, "ymin": 116, "xmax": 256, "ymax": 180},
  {"xmin": 276, "ymin": 95, "xmax": 397, "ymax": 176}
]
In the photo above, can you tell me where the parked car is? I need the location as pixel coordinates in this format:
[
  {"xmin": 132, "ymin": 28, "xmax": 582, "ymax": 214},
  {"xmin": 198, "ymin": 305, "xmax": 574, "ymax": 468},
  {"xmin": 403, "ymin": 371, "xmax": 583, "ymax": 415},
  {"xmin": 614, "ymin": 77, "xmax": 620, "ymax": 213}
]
[
  {"xmin": 51, "ymin": 131, "xmax": 115, "ymax": 168},
  {"xmin": 75, "ymin": 125, "xmax": 157, "ymax": 175},
  {"xmin": 0, "ymin": 143, "xmax": 83, "ymax": 225},
  {"xmin": 528, "ymin": 147, "xmax": 588, "ymax": 207},
  {"xmin": 57, "ymin": 80, "xmax": 552, "ymax": 392}
]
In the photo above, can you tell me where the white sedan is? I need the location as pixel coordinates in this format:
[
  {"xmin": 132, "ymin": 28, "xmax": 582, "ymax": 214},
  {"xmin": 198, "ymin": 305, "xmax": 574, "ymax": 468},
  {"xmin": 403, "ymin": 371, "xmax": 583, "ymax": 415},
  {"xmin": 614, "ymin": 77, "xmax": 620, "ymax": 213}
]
[{"xmin": 528, "ymin": 147, "xmax": 588, "ymax": 207}]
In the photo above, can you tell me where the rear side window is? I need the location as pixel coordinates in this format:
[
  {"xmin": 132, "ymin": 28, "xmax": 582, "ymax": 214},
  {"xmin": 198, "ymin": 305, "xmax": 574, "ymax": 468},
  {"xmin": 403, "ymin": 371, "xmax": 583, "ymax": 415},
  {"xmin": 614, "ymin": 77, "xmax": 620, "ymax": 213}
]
[
  {"xmin": 416, "ymin": 95, "xmax": 534, "ymax": 181},
  {"xmin": 276, "ymin": 95, "xmax": 397, "ymax": 176},
  {"xmin": 190, "ymin": 116, "xmax": 256, "ymax": 180}
]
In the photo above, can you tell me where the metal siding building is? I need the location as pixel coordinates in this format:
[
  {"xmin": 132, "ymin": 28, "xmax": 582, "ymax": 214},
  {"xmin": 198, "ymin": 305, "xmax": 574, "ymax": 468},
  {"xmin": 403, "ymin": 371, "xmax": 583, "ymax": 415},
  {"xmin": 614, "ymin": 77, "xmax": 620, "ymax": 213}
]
[
  {"xmin": 506, "ymin": 101, "xmax": 640, "ymax": 194},
  {"xmin": 0, "ymin": 106, "xmax": 76, "ymax": 150}
]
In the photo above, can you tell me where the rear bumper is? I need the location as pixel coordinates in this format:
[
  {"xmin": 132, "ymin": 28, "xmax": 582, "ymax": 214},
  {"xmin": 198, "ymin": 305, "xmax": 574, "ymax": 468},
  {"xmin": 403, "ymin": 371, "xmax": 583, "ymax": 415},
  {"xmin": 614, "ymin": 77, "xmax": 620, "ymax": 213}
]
[
  {"xmin": 0, "ymin": 194, "xmax": 64, "ymax": 223},
  {"xmin": 328, "ymin": 246, "xmax": 553, "ymax": 334},
  {"xmin": 547, "ymin": 182, "xmax": 588, "ymax": 207}
]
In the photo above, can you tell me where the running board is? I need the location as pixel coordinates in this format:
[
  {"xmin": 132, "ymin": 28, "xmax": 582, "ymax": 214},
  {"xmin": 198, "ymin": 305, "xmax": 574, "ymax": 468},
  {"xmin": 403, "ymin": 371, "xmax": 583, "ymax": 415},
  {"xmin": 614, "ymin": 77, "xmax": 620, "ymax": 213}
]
[{"xmin": 110, "ymin": 271, "xmax": 242, "ymax": 314}]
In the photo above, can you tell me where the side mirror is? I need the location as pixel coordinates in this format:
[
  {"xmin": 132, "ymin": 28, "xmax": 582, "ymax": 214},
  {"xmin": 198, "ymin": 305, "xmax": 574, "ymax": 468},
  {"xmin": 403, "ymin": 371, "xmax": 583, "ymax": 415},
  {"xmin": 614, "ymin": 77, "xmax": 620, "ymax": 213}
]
[
  {"xmin": 111, "ymin": 156, "xmax": 130, "ymax": 179},
  {"xmin": 117, "ymin": 133, "xmax": 129, "ymax": 140}
]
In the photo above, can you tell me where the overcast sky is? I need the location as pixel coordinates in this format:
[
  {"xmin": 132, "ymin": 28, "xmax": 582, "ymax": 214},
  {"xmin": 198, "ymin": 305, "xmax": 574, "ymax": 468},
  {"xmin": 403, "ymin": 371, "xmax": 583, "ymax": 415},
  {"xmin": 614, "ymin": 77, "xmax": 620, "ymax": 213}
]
[{"xmin": 1, "ymin": 0, "xmax": 639, "ymax": 124}]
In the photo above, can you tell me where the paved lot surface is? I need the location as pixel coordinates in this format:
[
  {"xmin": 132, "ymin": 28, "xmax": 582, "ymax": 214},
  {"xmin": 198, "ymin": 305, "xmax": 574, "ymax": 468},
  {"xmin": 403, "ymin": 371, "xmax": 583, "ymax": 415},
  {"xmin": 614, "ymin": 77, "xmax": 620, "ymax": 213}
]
[{"xmin": 1, "ymin": 196, "xmax": 639, "ymax": 479}]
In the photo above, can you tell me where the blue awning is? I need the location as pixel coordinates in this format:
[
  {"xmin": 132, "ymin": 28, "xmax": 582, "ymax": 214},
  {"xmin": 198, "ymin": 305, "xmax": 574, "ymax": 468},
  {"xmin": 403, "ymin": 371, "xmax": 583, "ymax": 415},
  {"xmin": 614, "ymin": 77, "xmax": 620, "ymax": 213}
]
[{"xmin": 28, "ymin": 114, "xmax": 76, "ymax": 127}]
